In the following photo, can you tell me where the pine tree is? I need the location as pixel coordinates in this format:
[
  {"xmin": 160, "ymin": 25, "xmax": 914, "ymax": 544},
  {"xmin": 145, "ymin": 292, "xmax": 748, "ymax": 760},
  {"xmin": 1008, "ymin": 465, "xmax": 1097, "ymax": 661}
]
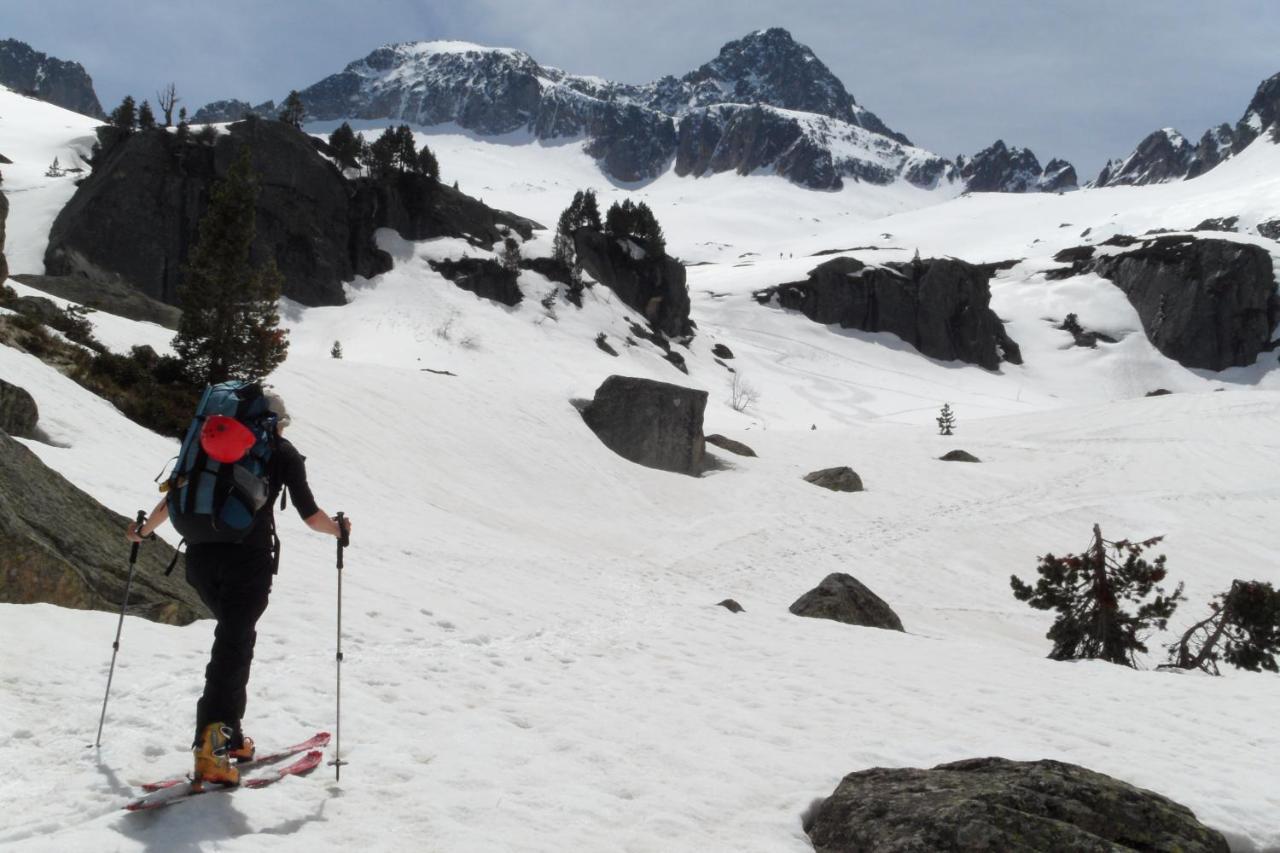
[
  {"xmin": 45, "ymin": 157, "xmax": 63, "ymax": 177},
  {"xmin": 500, "ymin": 237, "xmax": 521, "ymax": 273},
  {"xmin": 156, "ymin": 83, "xmax": 179, "ymax": 127},
  {"xmin": 937, "ymin": 403, "xmax": 956, "ymax": 435},
  {"xmin": 1011, "ymin": 524, "xmax": 1185, "ymax": 667},
  {"xmin": 279, "ymin": 90, "xmax": 306, "ymax": 129},
  {"xmin": 1169, "ymin": 580, "xmax": 1280, "ymax": 674},
  {"xmin": 137, "ymin": 100, "xmax": 156, "ymax": 130},
  {"xmin": 393, "ymin": 125, "xmax": 416, "ymax": 171},
  {"xmin": 173, "ymin": 147, "xmax": 289, "ymax": 384},
  {"xmin": 176, "ymin": 107, "xmax": 190, "ymax": 143},
  {"xmin": 579, "ymin": 189, "xmax": 601, "ymax": 230},
  {"xmin": 110, "ymin": 95, "xmax": 138, "ymax": 132},
  {"xmin": 331, "ymin": 340, "xmax": 343, "ymax": 359},
  {"xmin": 416, "ymin": 144, "xmax": 439, "ymax": 180},
  {"xmin": 368, "ymin": 127, "xmax": 397, "ymax": 177},
  {"xmin": 553, "ymin": 207, "xmax": 576, "ymax": 267},
  {"xmin": 328, "ymin": 122, "xmax": 362, "ymax": 170}
]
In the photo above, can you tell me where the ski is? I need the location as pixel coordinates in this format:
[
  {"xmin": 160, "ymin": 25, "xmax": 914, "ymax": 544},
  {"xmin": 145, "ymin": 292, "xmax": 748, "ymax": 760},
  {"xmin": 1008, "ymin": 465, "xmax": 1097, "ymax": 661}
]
[
  {"xmin": 138, "ymin": 732, "xmax": 330, "ymax": 792},
  {"xmin": 124, "ymin": 749, "xmax": 325, "ymax": 812}
]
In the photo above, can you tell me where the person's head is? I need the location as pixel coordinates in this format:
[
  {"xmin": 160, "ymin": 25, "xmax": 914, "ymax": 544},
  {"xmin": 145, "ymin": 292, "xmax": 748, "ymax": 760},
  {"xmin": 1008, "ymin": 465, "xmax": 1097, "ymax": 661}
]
[{"xmin": 263, "ymin": 389, "xmax": 291, "ymax": 434}]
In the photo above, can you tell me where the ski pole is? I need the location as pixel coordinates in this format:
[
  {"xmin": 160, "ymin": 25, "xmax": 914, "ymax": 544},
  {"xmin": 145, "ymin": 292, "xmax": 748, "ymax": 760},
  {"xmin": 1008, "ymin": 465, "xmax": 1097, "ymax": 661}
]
[
  {"xmin": 331, "ymin": 511, "xmax": 350, "ymax": 780},
  {"xmin": 94, "ymin": 510, "xmax": 147, "ymax": 748}
]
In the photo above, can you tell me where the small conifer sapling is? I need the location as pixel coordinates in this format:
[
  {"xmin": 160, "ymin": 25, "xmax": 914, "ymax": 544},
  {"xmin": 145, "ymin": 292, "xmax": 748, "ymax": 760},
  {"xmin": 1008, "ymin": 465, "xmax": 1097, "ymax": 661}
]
[{"xmin": 937, "ymin": 403, "xmax": 955, "ymax": 435}]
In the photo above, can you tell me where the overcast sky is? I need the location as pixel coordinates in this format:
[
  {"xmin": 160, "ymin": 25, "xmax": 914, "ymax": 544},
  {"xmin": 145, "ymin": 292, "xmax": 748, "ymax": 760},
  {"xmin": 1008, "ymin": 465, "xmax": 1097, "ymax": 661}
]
[{"xmin": 8, "ymin": 0, "xmax": 1280, "ymax": 179}]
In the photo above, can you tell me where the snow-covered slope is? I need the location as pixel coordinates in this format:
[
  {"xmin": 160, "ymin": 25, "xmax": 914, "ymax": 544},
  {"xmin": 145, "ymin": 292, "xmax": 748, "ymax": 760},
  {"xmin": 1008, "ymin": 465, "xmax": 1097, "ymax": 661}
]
[{"xmin": 2, "ymin": 80, "xmax": 1280, "ymax": 853}]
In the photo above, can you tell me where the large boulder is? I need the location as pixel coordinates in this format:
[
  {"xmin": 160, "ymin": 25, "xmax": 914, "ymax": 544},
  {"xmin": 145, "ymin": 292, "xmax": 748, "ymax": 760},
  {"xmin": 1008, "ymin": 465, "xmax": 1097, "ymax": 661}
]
[
  {"xmin": 0, "ymin": 431, "xmax": 207, "ymax": 625},
  {"xmin": 45, "ymin": 120, "xmax": 535, "ymax": 311},
  {"xmin": 755, "ymin": 257, "xmax": 1020, "ymax": 370},
  {"xmin": 804, "ymin": 466, "xmax": 863, "ymax": 492},
  {"xmin": 804, "ymin": 756, "xmax": 1228, "ymax": 853},
  {"xmin": 789, "ymin": 572, "xmax": 903, "ymax": 631},
  {"xmin": 1090, "ymin": 236, "xmax": 1277, "ymax": 370},
  {"xmin": 13, "ymin": 273, "xmax": 181, "ymax": 329},
  {"xmin": 0, "ymin": 39, "xmax": 105, "ymax": 118},
  {"xmin": 579, "ymin": 375, "xmax": 707, "ymax": 476},
  {"xmin": 0, "ymin": 379, "xmax": 38, "ymax": 438},
  {"xmin": 427, "ymin": 257, "xmax": 521, "ymax": 306},
  {"xmin": 1258, "ymin": 219, "xmax": 1280, "ymax": 241},
  {"xmin": 574, "ymin": 229, "xmax": 692, "ymax": 339}
]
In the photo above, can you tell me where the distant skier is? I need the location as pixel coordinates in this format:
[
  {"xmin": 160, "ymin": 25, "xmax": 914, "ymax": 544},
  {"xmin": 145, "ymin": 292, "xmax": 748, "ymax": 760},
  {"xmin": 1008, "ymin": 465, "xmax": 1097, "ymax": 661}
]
[{"xmin": 126, "ymin": 387, "xmax": 351, "ymax": 786}]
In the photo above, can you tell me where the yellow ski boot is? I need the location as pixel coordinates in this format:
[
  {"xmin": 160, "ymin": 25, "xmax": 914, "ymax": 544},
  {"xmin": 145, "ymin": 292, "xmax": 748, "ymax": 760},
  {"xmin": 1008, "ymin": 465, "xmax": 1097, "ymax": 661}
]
[
  {"xmin": 228, "ymin": 734, "xmax": 256, "ymax": 763},
  {"xmin": 192, "ymin": 722, "xmax": 240, "ymax": 788}
]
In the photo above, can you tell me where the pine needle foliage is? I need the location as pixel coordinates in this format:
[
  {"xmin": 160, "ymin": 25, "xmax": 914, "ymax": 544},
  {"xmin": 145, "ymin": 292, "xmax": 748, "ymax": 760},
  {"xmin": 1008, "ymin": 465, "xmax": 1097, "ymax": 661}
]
[
  {"xmin": 1011, "ymin": 524, "xmax": 1185, "ymax": 667},
  {"xmin": 1168, "ymin": 580, "xmax": 1280, "ymax": 674},
  {"xmin": 172, "ymin": 147, "xmax": 289, "ymax": 385}
]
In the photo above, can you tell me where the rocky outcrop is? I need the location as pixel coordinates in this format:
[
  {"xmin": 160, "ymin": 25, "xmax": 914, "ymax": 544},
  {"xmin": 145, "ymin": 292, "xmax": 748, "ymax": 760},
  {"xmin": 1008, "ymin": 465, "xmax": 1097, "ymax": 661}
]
[
  {"xmin": 1093, "ymin": 128, "xmax": 1195, "ymax": 187},
  {"xmin": 0, "ymin": 186, "xmax": 7, "ymax": 282},
  {"xmin": 1258, "ymin": 219, "xmax": 1280, "ymax": 240},
  {"xmin": 803, "ymin": 466, "xmax": 864, "ymax": 492},
  {"xmin": 960, "ymin": 141, "xmax": 1077, "ymax": 192},
  {"xmin": 789, "ymin": 572, "xmax": 903, "ymax": 631},
  {"xmin": 804, "ymin": 757, "xmax": 1228, "ymax": 853},
  {"xmin": 0, "ymin": 39, "xmax": 104, "ymax": 118},
  {"xmin": 0, "ymin": 379, "xmax": 38, "ymax": 438},
  {"xmin": 574, "ymin": 229, "xmax": 692, "ymax": 338},
  {"xmin": 579, "ymin": 375, "xmax": 707, "ymax": 476},
  {"xmin": 427, "ymin": 257, "xmax": 521, "ymax": 306},
  {"xmin": 13, "ymin": 274, "xmax": 181, "ymax": 329},
  {"xmin": 939, "ymin": 449, "xmax": 981, "ymax": 463},
  {"xmin": 754, "ymin": 257, "xmax": 1021, "ymax": 370},
  {"xmin": 1090, "ymin": 236, "xmax": 1277, "ymax": 370},
  {"xmin": 0, "ymin": 431, "xmax": 207, "ymax": 625},
  {"xmin": 190, "ymin": 98, "xmax": 276, "ymax": 124},
  {"xmin": 705, "ymin": 434, "xmax": 756, "ymax": 457},
  {"xmin": 44, "ymin": 119, "xmax": 533, "ymax": 309}
]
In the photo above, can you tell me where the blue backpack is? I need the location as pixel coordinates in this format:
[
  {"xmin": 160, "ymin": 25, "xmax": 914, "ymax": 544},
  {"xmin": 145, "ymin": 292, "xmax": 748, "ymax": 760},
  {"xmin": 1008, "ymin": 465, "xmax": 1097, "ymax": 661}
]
[{"xmin": 166, "ymin": 381, "xmax": 280, "ymax": 548}]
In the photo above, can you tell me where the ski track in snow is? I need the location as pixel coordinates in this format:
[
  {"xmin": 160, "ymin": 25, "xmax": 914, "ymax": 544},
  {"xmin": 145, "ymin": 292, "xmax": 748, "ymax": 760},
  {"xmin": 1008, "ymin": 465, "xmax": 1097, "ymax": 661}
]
[{"xmin": 1, "ymin": 87, "xmax": 1280, "ymax": 852}]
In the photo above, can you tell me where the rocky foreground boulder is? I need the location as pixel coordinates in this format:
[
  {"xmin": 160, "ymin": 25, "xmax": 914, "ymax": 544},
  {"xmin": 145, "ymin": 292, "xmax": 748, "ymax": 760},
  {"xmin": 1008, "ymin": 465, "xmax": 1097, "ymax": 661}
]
[
  {"xmin": 804, "ymin": 756, "xmax": 1228, "ymax": 853},
  {"xmin": 0, "ymin": 379, "xmax": 39, "ymax": 439},
  {"xmin": 45, "ymin": 119, "xmax": 534, "ymax": 310},
  {"xmin": 755, "ymin": 257, "xmax": 1021, "ymax": 370},
  {"xmin": 803, "ymin": 467, "xmax": 864, "ymax": 492},
  {"xmin": 790, "ymin": 573, "xmax": 903, "ymax": 631},
  {"xmin": 1053, "ymin": 235, "xmax": 1277, "ymax": 370},
  {"xmin": 579, "ymin": 375, "xmax": 707, "ymax": 476},
  {"xmin": 0, "ymin": 431, "xmax": 207, "ymax": 625}
]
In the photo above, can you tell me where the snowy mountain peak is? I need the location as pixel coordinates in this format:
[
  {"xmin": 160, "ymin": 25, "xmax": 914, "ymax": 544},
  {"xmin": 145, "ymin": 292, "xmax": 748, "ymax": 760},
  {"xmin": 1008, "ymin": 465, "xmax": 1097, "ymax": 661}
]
[{"xmin": 960, "ymin": 140, "xmax": 1077, "ymax": 192}]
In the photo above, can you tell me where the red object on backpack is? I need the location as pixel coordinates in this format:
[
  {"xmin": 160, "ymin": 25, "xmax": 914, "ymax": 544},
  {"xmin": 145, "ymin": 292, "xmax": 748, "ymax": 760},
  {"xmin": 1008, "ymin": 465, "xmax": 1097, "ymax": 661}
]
[{"xmin": 200, "ymin": 415, "xmax": 257, "ymax": 463}]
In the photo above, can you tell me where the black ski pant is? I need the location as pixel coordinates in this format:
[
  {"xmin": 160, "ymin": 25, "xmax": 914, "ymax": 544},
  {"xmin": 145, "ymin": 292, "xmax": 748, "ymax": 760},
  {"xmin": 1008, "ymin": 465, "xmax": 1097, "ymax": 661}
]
[{"xmin": 185, "ymin": 542, "xmax": 274, "ymax": 749}]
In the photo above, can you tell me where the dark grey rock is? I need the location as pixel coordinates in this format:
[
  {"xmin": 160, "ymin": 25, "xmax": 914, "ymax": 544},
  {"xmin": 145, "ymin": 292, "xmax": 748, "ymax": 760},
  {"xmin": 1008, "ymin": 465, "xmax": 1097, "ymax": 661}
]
[
  {"xmin": 45, "ymin": 120, "xmax": 532, "ymax": 309},
  {"xmin": 427, "ymin": 257, "xmax": 521, "ymax": 306},
  {"xmin": 13, "ymin": 295, "xmax": 61, "ymax": 325},
  {"xmin": 804, "ymin": 756, "xmax": 1228, "ymax": 853},
  {"xmin": 13, "ymin": 274, "xmax": 181, "ymax": 329},
  {"xmin": 0, "ymin": 39, "xmax": 104, "ymax": 118},
  {"xmin": 754, "ymin": 256, "xmax": 1019, "ymax": 370},
  {"xmin": 705, "ymin": 434, "xmax": 756, "ymax": 457},
  {"xmin": 711, "ymin": 343, "xmax": 734, "ymax": 359},
  {"xmin": 0, "ymin": 379, "xmax": 38, "ymax": 438},
  {"xmin": 0, "ymin": 431, "xmax": 207, "ymax": 625},
  {"xmin": 579, "ymin": 375, "xmax": 708, "ymax": 476},
  {"xmin": 1146, "ymin": 388, "xmax": 1173, "ymax": 397},
  {"xmin": 939, "ymin": 449, "xmax": 980, "ymax": 463},
  {"xmin": 717, "ymin": 598, "xmax": 744, "ymax": 613},
  {"xmin": 574, "ymin": 229, "xmax": 692, "ymax": 339},
  {"xmin": 0, "ymin": 187, "xmax": 7, "ymax": 282},
  {"xmin": 1091, "ymin": 236, "xmax": 1278, "ymax": 370},
  {"xmin": 1092, "ymin": 128, "xmax": 1195, "ymax": 187},
  {"xmin": 803, "ymin": 466, "xmax": 864, "ymax": 493},
  {"xmin": 1057, "ymin": 313, "xmax": 1117, "ymax": 348},
  {"xmin": 960, "ymin": 141, "xmax": 1076, "ymax": 193},
  {"xmin": 1194, "ymin": 216, "xmax": 1239, "ymax": 232},
  {"xmin": 1258, "ymin": 219, "xmax": 1280, "ymax": 240},
  {"xmin": 190, "ymin": 98, "xmax": 275, "ymax": 124},
  {"xmin": 789, "ymin": 572, "xmax": 902, "ymax": 630},
  {"xmin": 595, "ymin": 333, "xmax": 619, "ymax": 357}
]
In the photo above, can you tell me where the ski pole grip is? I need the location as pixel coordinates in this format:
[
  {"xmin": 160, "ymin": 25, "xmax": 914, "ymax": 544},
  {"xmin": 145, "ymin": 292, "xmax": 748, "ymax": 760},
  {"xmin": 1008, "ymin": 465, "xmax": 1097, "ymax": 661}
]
[
  {"xmin": 336, "ymin": 511, "xmax": 348, "ymax": 566},
  {"xmin": 130, "ymin": 510, "xmax": 147, "ymax": 563}
]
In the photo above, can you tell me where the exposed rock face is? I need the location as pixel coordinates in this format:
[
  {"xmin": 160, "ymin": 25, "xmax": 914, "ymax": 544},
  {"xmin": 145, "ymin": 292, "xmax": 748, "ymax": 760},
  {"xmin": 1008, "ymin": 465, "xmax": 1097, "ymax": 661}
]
[
  {"xmin": 1258, "ymin": 219, "xmax": 1280, "ymax": 240},
  {"xmin": 754, "ymin": 257, "xmax": 1020, "ymax": 370},
  {"xmin": 579, "ymin": 375, "xmax": 708, "ymax": 476},
  {"xmin": 716, "ymin": 598, "xmax": 744, "ymax": 613},
  {"xmin": 960, "ymin": 141, "xmax": 1076, "ymax": 192},
  {"xmin": 0, "ymin": 186, "xmax": 7, "ymax": 282},
  {"xmin": 939, "ymin": 449, "xmax": 980, "ymax": 463},
  {"xmin": 13, "ymin": 274, "xmax": 181, "ymax": 329},
  {"xmin": 1090, "ymin": 236, "xmax": 1278, "ymax": 370},
  {"xmin": 705, "ymin": 434, "xmax": 757, "ymax": 457},
  {"xmin": 789, "ymin": 572, "xmax": 903, "ymax": 630},
  {"xmin": 0, "ymin": 431, "xmax": 207, "ymax": 625},
  {"xmin": 427, "ymin": 257, "xmax": 521, "ymax": 306},
  {"xmin": 804, "ymin": 756, "xmax": 1228, "ymax": 853},
  {"xmin": 44, "ymin": 120, "xmax": 532, "ymax": 309},
  {"xmin": 1095, "ymin": 71, "xmax": 1280, "ymax": 187},
  {"xmin": 803, "ymin": 466, "xmax": 864, "ymax": 493},
  {"xmin": 0, "ymin": 39, "xmax": 104, "ymax": 118},
  {"xmin": 574, "ymin": 229, "xmax": 692, "ymax": 338},
  {"xmin": 190, "ymin": 98, "xmax": 276, "ymax": 124},
  {"xmin": 0, "ymin": 379, "xmax": 39, "ymax": 438}
]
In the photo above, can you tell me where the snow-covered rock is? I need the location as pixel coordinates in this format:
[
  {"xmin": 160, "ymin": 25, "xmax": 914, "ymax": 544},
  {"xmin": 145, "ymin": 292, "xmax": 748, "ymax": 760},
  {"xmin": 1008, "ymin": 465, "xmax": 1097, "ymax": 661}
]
[{"xmin": 0, "ymin": 38, "xmax": 103, "ymax": 119}]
